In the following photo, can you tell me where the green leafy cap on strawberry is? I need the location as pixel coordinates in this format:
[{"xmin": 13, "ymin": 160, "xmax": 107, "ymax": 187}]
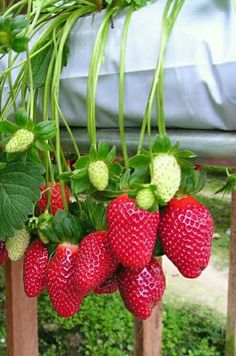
[
  {"xmin": 128, "ymin": 134, "xmax": 197, "ymax": 205},
  {"xmin": 71, "ymin": 141, "xmax": 123, "ymax": 195},
  {"xmin": 38, "ymin": 210, "xmax": 85, "ymax": 248},
  {"xmin": 215, "ymin": 169, "xmax": 236, "ymax": 195},
  {"xmin": 0, "ymin": 108, "xmax": 56, "ymax": 162},
  {"xmin": 0, "ymin": 15, "xmax": 29, "ymax": 54}
]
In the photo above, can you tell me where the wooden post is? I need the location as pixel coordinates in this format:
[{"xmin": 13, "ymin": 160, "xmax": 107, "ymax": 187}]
[
  {"xmin": 134, "ymin": 257, "xmax": 163, "ymax": 356},
  {"xmin": 226, "ymin": 191, "xmax": 236, "ymax": 355},
  {"xmin": 5, "ymin": 259, "xmax": 38, "ymax": 356}
]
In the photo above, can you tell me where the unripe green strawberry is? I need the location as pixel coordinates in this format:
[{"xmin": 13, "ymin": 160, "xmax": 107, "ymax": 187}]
[
  {"xmin": 5, "ymin": 129, "xmax": 34, "ymax": 153},
  {"xmin": 152, "ymin": 153, "xmax": 181, "ymax": 203},
  {"xmin": 88, "ymin": 160, "xmax": 109, "ymax": 191},
  {"xmin": 6, "ymin": 228, "xmax": 31, "ymax": 261},
  {"xmin": 0, "ymin": 31, "xmax": 10, "ymax": 45},
  {"xmin": 136, "ymin": 188, "xmax": 156, "ymax": 210}
]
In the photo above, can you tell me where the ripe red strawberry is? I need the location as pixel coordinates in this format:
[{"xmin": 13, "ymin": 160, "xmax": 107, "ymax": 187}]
[
  {"xmin": 23, "ymin": 239, "xmax": 49, "ymax": 297},
  {"xmin": 159, "ymin": 196, "xmax": 214, "ymax": 278},
  {"xmin": 107, "ymin": 194, "xmax": 160, "ymax": 269},
  {"xmin": 47, "ymin": 242, "xmax": 82, "ymax": 318},
  {"xmin": 0, "ymin": 241, "xmax": 8, "ymax": 265},
  {"xmin": 75, "ymin": 231, "xmax": 119, "ymax": 295},
  {"xmin": 37, "ymin": 182, "xmax": 70, "ymax": 215},
  {"xmin": 118, "ymin": 258, "xmax": 165, "ymax": 320},
  {"xmin": 94, "ymin": 272, "xmax": 118, "ymax": 295}
]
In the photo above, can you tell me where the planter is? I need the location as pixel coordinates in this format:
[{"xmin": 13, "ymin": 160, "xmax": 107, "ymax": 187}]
[{"xmin": 1, "ymin": 0, "xmax": 236, "ymax": 131}]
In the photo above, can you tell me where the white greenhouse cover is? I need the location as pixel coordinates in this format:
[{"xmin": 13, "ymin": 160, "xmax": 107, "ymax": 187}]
[{"xmin": 1, "ymin": 0, "xmax": 236, "ymax": 131}]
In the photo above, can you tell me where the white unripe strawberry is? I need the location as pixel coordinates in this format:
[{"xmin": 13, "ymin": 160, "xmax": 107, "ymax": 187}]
[
  {"xmin": 151, "ymin": 153, "xmax": 181, "ymax": 203},
  {"xmin": 88, "ymin": 160, "xmax": 109, "ymax": 191},
  {"xmin": 5, "ymin": 129, "xmax": 34, "ymax": 153},
  {"xmin": 136, "ymin": 188, "xmax": 156, "ymax": 210},
  {"xmin": 6, "ymin": 228, "xmax": 31, "ymax": 261}
]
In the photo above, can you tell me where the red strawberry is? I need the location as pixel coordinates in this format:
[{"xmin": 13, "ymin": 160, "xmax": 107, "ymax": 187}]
[
  {"xmin": 75, "ymin": 231, "xmax": 119, "ymax": 295},
  {"xmin": 94, "ymin": 272, "xmax": 118, "ymax": 295},
  {"xmin": 118, "ymin": 258, "xmax": 165, "ymax": 320},
  {"xmin": 107, "ymin": 194, "xmax": 160, "ymax": 269},
  {"xmin": 37, "ymin": 182, "xmax": 70, "ymax": 215},
  {"xmin": 23, "ymin": 239, "xmax": 49, "ymax": 297},
  {"xmin": 47, "ymin": 242, "xmax": 82, "ymax": 318},
  {"xmin": 159, "ymin": 196, "xmax": 214, "ymax": 278},
  {"xmin": 0, "ymin": 241, "xmax": 8, "ymax": 265}
]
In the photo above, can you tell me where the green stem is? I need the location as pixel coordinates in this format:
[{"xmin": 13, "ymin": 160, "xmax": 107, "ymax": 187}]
[
  {"xmin": 7, "ymin": 51, "xmax": 17, "ymax": 113},
  {"xmin": 52, "ymin": 6, "xmax": 95, "ymax": 211},
  {"xmin": 87, "ymin": 7, "xmax": 118, "ymax": 146},
  {"xmin": 119, "ymin": 6, "xmax": 133, "ymax": 170},
  {"xmin": 26, "ymin": 46, "xmax": 34, "ymax": 119},
  {"xmin": 55, "ymin": 101, "xmax": 81, "ymax": 158},
  {"xmin": 137, "ymin": 0, "xmax": 186, "ymax": 153}
]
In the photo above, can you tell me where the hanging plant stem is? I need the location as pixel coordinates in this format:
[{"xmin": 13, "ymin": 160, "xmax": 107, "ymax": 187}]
[
  {"xmin": 119, "ymin": 6, "xmax": 133, "ymax": 170},
  {"xmin": 138, "ymin": 0, "xmax": 186, "ymax": 154},
  {"xmin": 51, "ymin": 6, "xmax": 96, "ymax": 210},
  {"xmin": 86, "ymin": 7, "xmax": 118, "ymax": 146},
  {"xmin": 7, "ymin": 51, "xmax": 17, "ymax": 112}
]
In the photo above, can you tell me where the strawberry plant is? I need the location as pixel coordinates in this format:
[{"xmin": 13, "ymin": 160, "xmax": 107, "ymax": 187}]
[{"xmin": 0, "ymin": 0, "xmax": 227, "ymax": 334}]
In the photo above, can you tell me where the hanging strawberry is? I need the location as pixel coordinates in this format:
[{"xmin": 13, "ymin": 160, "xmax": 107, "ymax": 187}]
[
  {"xmin": 23, "ymin": 239, "xmax": 49, "ymax": 297},
  {"xmin": 118, "ymin": 258, "xmax": 165, "ymax": 320},
  {"xmin": 75, "ymin": 231, "xmax": 119, "ymax": 295},
  {"xmin": 37, "ymin": 182, "xmax": 70, "ymax": 216},
  {"xmin": 94, "ymin": 272, "xmax": 118, "ymax": 295},
  {"xmin": 71, "ymin": 141, "xmax": 122, "ymax": 195},
  {"xmin": 5, "ymin": 228, "xmax": 31, "ymax": 261},
  {"xmin": 107, "ymin": 194, "xmax": 160, "ymax": 269}
]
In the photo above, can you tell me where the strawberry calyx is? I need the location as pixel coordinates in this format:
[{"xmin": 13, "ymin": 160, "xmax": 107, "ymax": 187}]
[
  {"xmin": 71, "ymin": 141, "xmax": 123, "ymax": 196},
  {"xmin": 177, "ymin": 166, "xmax": 207, "ymax": 196},
  {"xmin": 37, "ymin": 210, "xmax": 85, "ymax": 250},
  {"xmin": 0, "ymin": 107, "xmax": 56, "ymax": 159},
  {"xmin": 215, "ymin": 169, "xmax": 236, "ymax": 195}
]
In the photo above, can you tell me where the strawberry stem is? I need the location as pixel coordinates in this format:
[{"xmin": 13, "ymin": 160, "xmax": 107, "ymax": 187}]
[
  {"xmin": 7, "ymin": 50, "xmax": 17, "ymax": 113},
  {"xmin": 87, "ymin": 7, "xmax": 118, "ymax": 146},
  {"xmin": 119, "ymin": 6, "xmax": 133, "ymax": 170},
  {"xmin": 137, "ymin": 0, "xmax": 186, "ymax": 154}
]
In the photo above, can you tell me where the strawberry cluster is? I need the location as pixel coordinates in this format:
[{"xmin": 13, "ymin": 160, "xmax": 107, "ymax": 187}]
[{"xmin": 0, "ymin": 137, "xmax": 214, "ymax": 321}]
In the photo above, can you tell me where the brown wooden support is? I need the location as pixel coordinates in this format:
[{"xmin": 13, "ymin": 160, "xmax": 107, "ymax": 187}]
[
  {"xmin": 134, "ymin": 257, "xmax": 162, "ymax": 356},
  {"xmin": 5, "ymin": 259, "xmax": 38, "ymax": 356},
  {"xmin": 226, "ymin": 191, "xmax": 236, "ymax": 355}
]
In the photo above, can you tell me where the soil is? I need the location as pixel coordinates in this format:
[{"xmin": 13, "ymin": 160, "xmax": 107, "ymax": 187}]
[{"xmin": 163, "ymin": 256, "xmax": 228, "ymax": 316}]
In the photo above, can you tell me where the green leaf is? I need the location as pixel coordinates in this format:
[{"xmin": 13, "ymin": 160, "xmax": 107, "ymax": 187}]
[
  {"xmin": 178, "ymin": 150, "xmax": 197, "ymax": 159},
  {"xmin": 71, "ymin": 177, "xmax": 92, "ymax": 194},
  {"xmin": 152, "ymin": 134, "xmax": 172, "ymax": 153},
  {"xmin": 30, "ymin": 43, "xmax": 53, "ymax": 87},
  {"xmin": 129, "ymin": 167, "xmax": 148, "ymax": 185},
  {"xmin": 81, "ymin": 199, "xmax": 107, "ymax": 231},
  {"xmin": 0, "ymin": 162, "xmax": 7, "ymax": 170},
  {"xmin": 97, "ymin": 141, "xmax": 109, "ymax": 160},
  {"xmin": 15, "ymin": 107, "xmax": 29, "ymax": 127},
  {"xmin": 26, "ymin": 146, "xmax": 42, "ymax": 164},
  {"xmin": 34, "ymin": 121, "xmax": 56, "ymax": 140},
  {"xmin": 0, "ymin": 161, "xmax": 45, "ymax": 239},
  {"xmin": 53, "ymin": 210, "xmax": 84, "ymax": 243},
  {"xmin": 35, "ymin": 140, "xmax": 52, "ymax": 152},
  {"xmin": 106, "ymin": 146, "xmax": 116, "ymax": 164},
  {"xmin": 74, "ymin": 155, "xmax": 90, "ymax": 170},
  {"xmin": 0, "ymin": 121, "xmax": 19, "ymax": 134},
  {"xmin": 11, "ymin": 37, "xmax": 29, "ymax": 53},
  {"xmin": 71, "ymin": 167, "xmax": 88, "ymax": 180},
  {"xmin": 109, "ymin": 162, "xmax": 123, "ymax": 177},
  {"xmin": 128, "ymin": 154, "xmax": 150, "ymax": 169},
  {"xmin": 120, "ymin": 169, "xmax": 131, "ymax": 191}
]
